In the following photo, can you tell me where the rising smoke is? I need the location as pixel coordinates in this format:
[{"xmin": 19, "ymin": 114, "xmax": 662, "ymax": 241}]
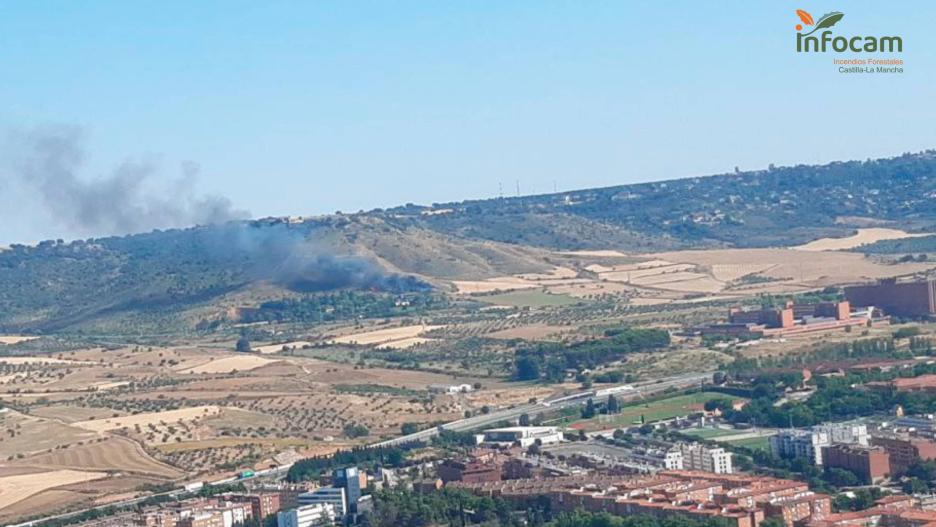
[
  {"xmin": 1, "ymin": 125, "xmax": 429, "ymax": 294},
  {"xmin": 218, "ymin": 222, "xmax": 431, "ymax": 293},
  {"xmin": 1, "ymin": 125, "xmax": 249, "ymax": 238}
]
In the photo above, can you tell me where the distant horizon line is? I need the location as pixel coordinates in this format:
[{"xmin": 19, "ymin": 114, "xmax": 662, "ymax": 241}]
[{"xmin": 3, "ymin": 147, "xmax": 934, "ymax": 248}]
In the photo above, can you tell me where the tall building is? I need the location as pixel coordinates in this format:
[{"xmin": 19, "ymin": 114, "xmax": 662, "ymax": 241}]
[
  {"xmin": 332, "ymin": 467, "xmax": 362, "ymax": 513},
  {"xmin": 821, "ymin": 444, "xmax": 891, "ymax": 484},
  {"xmin": 845, "ymin": 278, "xmax": 936, "ymax": 317},
  {"xmin": 770, "ymin": 430, "xmax": 830, "ymax": 465},
  {"xmin": 276, "ymin": 503, "xmax": 335, "ymax": 527}
]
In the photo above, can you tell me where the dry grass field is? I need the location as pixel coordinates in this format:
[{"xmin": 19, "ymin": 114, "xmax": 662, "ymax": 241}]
[
  {"xmin": 794, "ymin": 228, "xmax": 928, "ymax": 251},
  {"xmin": 253, "ymin": 341, "xmax": 313, "ymax": 354},
  {"xmin": 328, "ymin": 324, "xmax": 443, "ymax": 347},
  {"xmin": 0, "ymin": 469, "xmax": 106, "ymax": 511},
  {"xmin": 0, "ymin": 411, "xmax": 99, "ymax": 457},
  {"xmin": 72, "ymin": 405, "xmax": 222, "ymax": 433},
  {"xmin": 0, "ymin": 336, "xmax": 39, "ymax": 345},
  {"xmin": 20, "ymin": 436, "xmax": 183, "ymax": 479},
  {"xmin": 179, "ymin": 355, "xmax": 279, "ymax": 374}
]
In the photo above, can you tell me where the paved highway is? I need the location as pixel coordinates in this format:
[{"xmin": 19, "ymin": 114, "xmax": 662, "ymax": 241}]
[{"xmin": 373, "ymin": 371, "xmax": 712, "ymax": 447}]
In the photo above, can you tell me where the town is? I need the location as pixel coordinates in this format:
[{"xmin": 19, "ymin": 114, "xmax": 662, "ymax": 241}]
[{"xmin": 13, "ymin": 277, "xmax": 936, "ymax": 527}]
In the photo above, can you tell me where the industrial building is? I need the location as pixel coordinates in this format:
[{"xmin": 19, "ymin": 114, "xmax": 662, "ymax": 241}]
[
  {"xmin": 476, "ymin": 426, "xmax": 564, "ymax": 448},
  {"xmin": 845, "ymin": 278, "xmax": 936, "ymax": 317},
  {"xmin": 703, "ymin": 301, "xmax": 870, "ymax": 339}
]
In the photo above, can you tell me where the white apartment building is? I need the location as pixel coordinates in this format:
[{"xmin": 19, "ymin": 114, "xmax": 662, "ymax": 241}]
[
  {"xmin": 670, "ymin": 443, "xmax": 734, "ymax": 474},
  {"xmin": 298, "ymin": 487, "xmax": 347, "ymax": 517},
  {"xmin": 816, "ymin": 423, "xmax": 869, "ymax": 446},
  {"xmin": 769, "ymin": 423, "xmax": 869, "ymax": 465},
  {"xmin": 769, "ymin": 429, "xmax": 829, "ymax": 465},
  {"xmin": 277, "ymin": 503, "xmax": 336, "ymax": 527}
]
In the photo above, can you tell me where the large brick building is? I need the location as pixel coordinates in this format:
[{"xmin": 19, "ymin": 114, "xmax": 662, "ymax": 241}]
[
  {"xmin": 437, "ymin": 457, "xmax": 503, "ymax": 483},
  {"xmin": 845, "ymin": 278, "xmax": 936, "ymax": 317},
  {"xmin": 705, "ymin": 301, "xmax": 868, "ymax": 339},
  {"xmin": 871, "ymin": 435, "xmax": 936, "ymax": 475},
  {"xmin": 821, "ymin": 444, "xmax": 891, "ymax": 484}
]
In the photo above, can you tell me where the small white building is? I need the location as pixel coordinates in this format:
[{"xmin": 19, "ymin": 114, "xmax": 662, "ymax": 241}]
[
  {"xmin": 478, "ymin": 426, "xmax": 563, "ymax": 448},
  {"xmin": 428, "ymin": 384, "xmax": 474, "ymax": 394},
  {"xmin": 277, "ymin": 503, "xmax": 336, "ymax": 527}
]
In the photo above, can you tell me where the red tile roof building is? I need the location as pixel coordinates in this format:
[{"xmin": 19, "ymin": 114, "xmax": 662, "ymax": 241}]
[{"xmin": 450, "ymin": 470, "xmax": 830, "ymax": 527}]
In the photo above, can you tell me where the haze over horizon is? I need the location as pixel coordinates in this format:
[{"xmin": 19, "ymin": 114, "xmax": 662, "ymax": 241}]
[{"xmin": 2, "ymin": 1, "xmax": 934, "ymax": 243}]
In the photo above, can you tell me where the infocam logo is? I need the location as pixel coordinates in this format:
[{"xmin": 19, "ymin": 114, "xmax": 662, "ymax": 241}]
[{"xmin": 794, "ymin": 9, "xmax": 902, "ymax": 53}]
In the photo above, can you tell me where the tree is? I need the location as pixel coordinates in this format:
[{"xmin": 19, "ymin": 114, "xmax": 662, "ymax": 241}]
[
  {"xmin": 235, "ymin": 337, "xmax": 252, "ymax": 353},
  {"xmin": 581, "ymin": 398, "xmax": 597, "ymax": 419},
  {"xmin": 518, "ymin": 413, "xmax": 531, "ymax": 426},
  {"xmin": 401, "ymin": 423, "xmax": 418, "ymax": 435},
  {"xmin": 343, "ymin": 424, "xmax": 370, "ymax": 439},
  {"xmin": 607, "ymin": 394, "xmax": 620, "ymax": 414},
  {"xmin": 903, "ymin": 477, "xmax": 930, "ymax": 495},
  {"xmin": 826, "ymin": 467, "xmax": 860, "ymax": 487}
]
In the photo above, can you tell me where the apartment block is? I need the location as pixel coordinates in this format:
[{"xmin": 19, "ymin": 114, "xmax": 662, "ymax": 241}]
[
  {"xmin": 871, "ymin": 435, "xmax": 936, "ymax": 475},
  {"xmin": 451, "ymin": 471, "xmax": 829, "ymax": 527},
  {"xmin": 821, "ymin": 444, "xmax": 891, "ymax": 484},
  {"xmin": 769, "ymin": 423, "xmax": 870, "ymax": 465},
  {"xmin": 671, "ymin": 443, "xmax": 734, "ymax": 474}
]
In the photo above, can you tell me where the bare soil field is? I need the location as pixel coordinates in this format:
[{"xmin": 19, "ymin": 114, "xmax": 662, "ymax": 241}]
[
  {"xmin": 328, "ymin": 324, "xmax": 443, "ymax": 347},
  {"xmin": 29, "ymin": 405, "xmax": 129, "ymax": 423},
  {"xmin": 72, "ymin": 405, "xmax": 222, "ymax": 433},
  {"xmin": 0, "ymin": 356, "xmax": 91, "ymax": 365},
  {"xmin": 0, "ymin": 336, "xmax": 39, "ymax": 345},
  {"xmin": 452, "ymin": 277, "xmax": 539, "ymax": 294},
  {"xmin": 0, "ymin": 489, "xmax": 89, "ymax": 524},
  {"xmin": 179, "ymin": 355, "xmax": 279, "ymax": 374},
  {"xmin": 0, "ymin": 411, "xmax": 99, "ymax": 457},
  {"xmin": 650, "ymin": 248, "xmax": 936, "ymax": 287},
  {"xmin": 19, "ymin": 436, "xmax": 183, "ymax": 479},
  {"xmin": 0, "ymin": 469, "xmax": 106, "ymax": 511},
  {"xmin": 485, "ymin": 323, "xmax": 567, "ymax": 340},
  {"xmin": 253, "ymin": 341, "xmax": 313, "ymax": 354},
  {"xmin": 558, "ymin": 250, "xmax": 629, "ymax": 257},
  {"xmin": 794, "ymin": 228, "xmax": 929, "ymax": 251},
  {"xmin": 375, "ymin": 337, "xmax": 435, "ymax": 349}
]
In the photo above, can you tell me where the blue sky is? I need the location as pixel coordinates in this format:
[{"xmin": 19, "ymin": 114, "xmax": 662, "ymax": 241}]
[{"xmin": 1, "ymin": 1, "xmax": 933, "ymax": 243}]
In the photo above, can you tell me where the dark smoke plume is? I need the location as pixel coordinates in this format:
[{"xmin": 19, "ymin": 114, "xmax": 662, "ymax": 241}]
[
  {"xmin": 2, "ymin": 125, "xmax": 428, "ymax": 294},
  {"xmin": 215, "ymin": 222, "xmax": 431, "ymax": 293},
  {"xmin": 2, "ymin": 125, "xmax": 249, "ymax": 237}
]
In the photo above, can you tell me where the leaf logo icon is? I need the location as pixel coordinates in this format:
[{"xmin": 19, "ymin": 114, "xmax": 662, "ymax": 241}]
[
  {"xmin": 800, "ymin": 11, "xmax": 845, "ymax": 36},
  {"xmin": 796, "ymin": 10, "xmax": 814, "ymax": 26}
]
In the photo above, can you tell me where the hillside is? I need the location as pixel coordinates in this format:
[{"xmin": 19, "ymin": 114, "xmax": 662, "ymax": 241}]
[
  {"xmin": 393, "ymin": 150, "xmax": 936, "ymax": 248},
  {"xmin": 0, "ymin": 217, "xmax": 552, "ymax": 331},
  {"xmin": 3, "ymin": 150, "xmax": 936, "ymax": 332}
]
